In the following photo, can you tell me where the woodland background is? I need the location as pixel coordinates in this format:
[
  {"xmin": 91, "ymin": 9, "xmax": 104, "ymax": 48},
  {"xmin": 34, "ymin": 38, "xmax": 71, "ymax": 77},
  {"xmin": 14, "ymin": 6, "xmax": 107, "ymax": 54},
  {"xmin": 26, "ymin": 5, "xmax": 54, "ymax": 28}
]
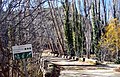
[{"xmin": 0, "ymin": 0, "xmax": 120, "ymax": 77}]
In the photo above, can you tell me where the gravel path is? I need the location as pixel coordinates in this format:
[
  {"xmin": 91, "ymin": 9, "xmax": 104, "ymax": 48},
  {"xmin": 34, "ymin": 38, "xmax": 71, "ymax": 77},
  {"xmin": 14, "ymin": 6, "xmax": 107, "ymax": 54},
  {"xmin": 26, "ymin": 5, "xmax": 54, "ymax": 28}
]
[
  {"xmin": 59, "ymin": 66, "xmax": 120, "ymax": 77},
  {"xmin": 41, "ymin": 50, "xmax": 120, "ymax": 77},
  {"xmin": 59, "ymin": 69, "xmax": 120, "ymax": 77}
]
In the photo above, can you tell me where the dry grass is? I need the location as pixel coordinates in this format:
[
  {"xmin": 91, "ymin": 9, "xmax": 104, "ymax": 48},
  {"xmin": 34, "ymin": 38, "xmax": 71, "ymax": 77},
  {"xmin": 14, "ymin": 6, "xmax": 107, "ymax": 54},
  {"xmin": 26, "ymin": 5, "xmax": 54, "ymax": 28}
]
[{"xmin": 115, "ymin": 67, "xmax": 120, "ymax": 72}]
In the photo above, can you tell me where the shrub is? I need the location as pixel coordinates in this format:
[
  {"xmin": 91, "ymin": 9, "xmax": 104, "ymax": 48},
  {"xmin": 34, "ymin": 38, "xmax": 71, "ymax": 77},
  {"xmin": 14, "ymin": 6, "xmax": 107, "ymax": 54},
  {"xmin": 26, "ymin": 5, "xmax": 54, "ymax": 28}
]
[{"xmin": 114, "ymin": 59, "xmax": 120, "ymax": 64}]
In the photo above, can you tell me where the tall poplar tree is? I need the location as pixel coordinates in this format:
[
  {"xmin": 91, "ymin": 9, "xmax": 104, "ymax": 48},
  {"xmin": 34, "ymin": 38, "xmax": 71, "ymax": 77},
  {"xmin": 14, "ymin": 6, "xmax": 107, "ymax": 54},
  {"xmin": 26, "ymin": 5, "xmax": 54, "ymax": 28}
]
[{"xmin": 64, "ymin": 0, "xmax": 75, "ymax": 56}]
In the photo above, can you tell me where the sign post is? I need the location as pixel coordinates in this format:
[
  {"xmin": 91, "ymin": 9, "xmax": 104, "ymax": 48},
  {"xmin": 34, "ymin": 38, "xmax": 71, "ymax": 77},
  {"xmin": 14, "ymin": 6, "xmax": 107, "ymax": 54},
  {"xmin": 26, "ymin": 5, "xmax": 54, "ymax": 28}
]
[
  {"xmin": 23, "ymin": 59, "xmax": 28, "ymax": 77},
  {"xmin": 12, "ymin": 44, "xmax": 33, "ymax": 77}
]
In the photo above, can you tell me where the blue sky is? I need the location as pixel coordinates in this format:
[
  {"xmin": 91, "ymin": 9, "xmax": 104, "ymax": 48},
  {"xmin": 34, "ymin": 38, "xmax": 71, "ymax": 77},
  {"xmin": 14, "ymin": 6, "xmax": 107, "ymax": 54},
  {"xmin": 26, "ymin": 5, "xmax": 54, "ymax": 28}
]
[{"xmin": 43, "ymin": 0, "xmax": 118, "ymax": 21}]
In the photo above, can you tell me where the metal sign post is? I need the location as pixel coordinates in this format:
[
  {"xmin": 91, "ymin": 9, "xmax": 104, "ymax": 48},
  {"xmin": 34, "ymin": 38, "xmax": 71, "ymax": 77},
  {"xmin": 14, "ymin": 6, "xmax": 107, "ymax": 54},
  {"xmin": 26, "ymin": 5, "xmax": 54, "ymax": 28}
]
[
  {"xmin": 12, "ymin": 44, "xmax": 33, "ymax": 77},
  {"xmin": 23, "ymin": 59, "xmax": 28, "ymax": 77}
]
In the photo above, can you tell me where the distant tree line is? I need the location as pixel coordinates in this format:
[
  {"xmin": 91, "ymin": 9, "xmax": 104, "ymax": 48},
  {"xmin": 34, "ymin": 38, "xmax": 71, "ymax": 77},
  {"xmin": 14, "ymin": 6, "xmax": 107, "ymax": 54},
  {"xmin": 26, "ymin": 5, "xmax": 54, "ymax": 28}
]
[
  {"xmin": 0, "ymin": 0, "xmax": 120, "ymax": 77},
  {"xmin": 61, "ymin": 0, "xmax": 120, "ymax": 61}
]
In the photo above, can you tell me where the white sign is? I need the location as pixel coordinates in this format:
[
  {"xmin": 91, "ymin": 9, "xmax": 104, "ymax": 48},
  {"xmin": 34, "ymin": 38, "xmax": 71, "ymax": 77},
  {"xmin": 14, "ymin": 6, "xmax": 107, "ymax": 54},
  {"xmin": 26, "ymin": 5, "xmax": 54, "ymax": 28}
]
[
  {"xmin": 12, "ymin": 44, "xmax": 32, "ymax": 53},
  {"xmin": 12, "ymin": 44, "xmax": 33, "ymax": 60}
]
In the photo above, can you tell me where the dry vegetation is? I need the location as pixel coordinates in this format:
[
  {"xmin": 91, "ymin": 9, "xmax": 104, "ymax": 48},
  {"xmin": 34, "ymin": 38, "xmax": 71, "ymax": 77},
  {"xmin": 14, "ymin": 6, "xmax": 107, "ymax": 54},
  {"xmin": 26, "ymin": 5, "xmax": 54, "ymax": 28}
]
[{"xmin": 0, "ymin": 0, "xmax": 120, "ymax": 77}]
